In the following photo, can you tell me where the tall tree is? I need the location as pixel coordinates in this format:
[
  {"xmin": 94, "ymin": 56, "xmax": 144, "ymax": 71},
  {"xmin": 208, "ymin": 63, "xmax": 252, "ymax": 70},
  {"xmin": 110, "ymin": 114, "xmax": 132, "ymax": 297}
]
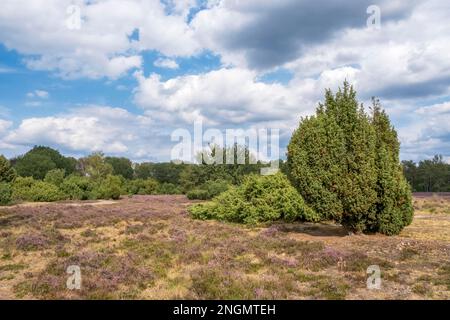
[
  {"xmin": 78, "ymin": 152, "xmax": 113, "ymax": 180},
  {"xmin": 105, "ymin": 157, "xmax": 134, "ymax": 180},
  {"xmin": 13, "ymin": 146, "xmax": 76, "ymax": 179}
]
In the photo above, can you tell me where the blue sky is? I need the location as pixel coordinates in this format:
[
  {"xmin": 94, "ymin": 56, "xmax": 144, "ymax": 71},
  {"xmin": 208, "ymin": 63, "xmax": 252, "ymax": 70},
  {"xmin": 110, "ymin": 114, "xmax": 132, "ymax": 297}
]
[{"xmin": 0, "ymin": 0, "xmax": 449, "ymax": 162}]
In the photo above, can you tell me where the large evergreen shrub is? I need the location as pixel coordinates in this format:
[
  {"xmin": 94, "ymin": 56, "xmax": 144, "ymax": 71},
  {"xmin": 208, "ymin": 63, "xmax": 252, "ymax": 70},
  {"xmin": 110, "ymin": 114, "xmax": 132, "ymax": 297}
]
[
  {"xmin": 287, "ymin": 82, "xmax": 413, "ymax": 235},
  {"xmin": 189, "ymin": 173, "xmax": 319, "ymax": 224}
]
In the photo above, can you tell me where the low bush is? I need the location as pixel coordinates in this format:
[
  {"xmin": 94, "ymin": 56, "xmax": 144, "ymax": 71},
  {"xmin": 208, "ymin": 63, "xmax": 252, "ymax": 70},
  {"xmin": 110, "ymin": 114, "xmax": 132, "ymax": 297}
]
[
  {"xmin": 186, "ymin": 179, "xmax": 230, "ymax": 200},
  {"xmin": 11, "ymin": 177, "xmax": 36, "ymax": 202},
  {"xmin": 60, "ymin": 175, "xmax": 94, "ymax": 200},
  {"xmin": 126, "ymin": 178, "xmax": 159, "ymax": 195},
  {"xmin": 0, "ymin": 182, "xmax": 12, "ymax": 205},
  {"xmin": 12, "ymin": 177, "xmax": 64, "ymax": 202},
  {"xmin": 186, "ymin": 189, "xmax": 210, "ymax": 200},
  {"xmin": 44, "ymin": 169, "xmax": 65, "ymax": 187},
  {"xmin": 29, "ymin": 181, "xmax": 65, "ymax": 202},
  {"xmin": 204, "ymin": 179, "xmax": 230, "ymax": 198},
  {"xmin": 157, "ymin": 183, "xmax": 182, "ymax": 195},
  {"xmin": 92, "ymin": 175, "xmax": 124, "ymax": 200},
  {"xmin": 189, "ymin": 173, "xmax": 320, "ymax": 224}
]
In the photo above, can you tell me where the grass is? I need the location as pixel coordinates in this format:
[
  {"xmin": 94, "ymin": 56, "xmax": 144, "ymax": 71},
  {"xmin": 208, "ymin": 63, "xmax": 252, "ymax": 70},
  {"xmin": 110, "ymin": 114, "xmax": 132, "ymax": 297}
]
[{"xmin": 0, "ymin": 194, "xmax": 449, "ymax": 299}]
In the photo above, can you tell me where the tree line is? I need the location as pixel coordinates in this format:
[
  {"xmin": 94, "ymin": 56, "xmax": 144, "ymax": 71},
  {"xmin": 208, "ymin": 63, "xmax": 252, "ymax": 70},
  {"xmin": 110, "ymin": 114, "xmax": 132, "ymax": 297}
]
[
  {"xmin": 402, "ymin": 155, "xmax": 450, "ymax": 192},
  {"xmin": 0, "ymin": 145, "xmax": 267, "ymax": 205}
]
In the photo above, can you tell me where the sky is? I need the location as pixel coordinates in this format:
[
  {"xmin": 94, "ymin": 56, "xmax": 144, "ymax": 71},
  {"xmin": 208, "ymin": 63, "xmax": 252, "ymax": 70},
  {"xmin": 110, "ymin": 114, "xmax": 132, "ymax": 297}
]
[{"xmin": 0, "ymin": 0, "xmax": 449, "ymax": 163}]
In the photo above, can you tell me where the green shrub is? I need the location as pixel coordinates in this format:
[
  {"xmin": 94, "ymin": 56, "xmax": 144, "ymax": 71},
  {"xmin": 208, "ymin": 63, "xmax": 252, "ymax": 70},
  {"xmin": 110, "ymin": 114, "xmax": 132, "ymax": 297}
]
[
  {"xmin": 287, "ymin": 82, "xmax": 413, "ymax": 235},
  {"xmin": 186, "ymin": 180, "xmax": 230, "ymax": 200},
  {"xmin": 0, "ymin": 155, "xmax": 16, "ymax": 183},
  {"xmin": 44, "ymin": 169, "xmax": 65, "ymax": 187},
  {"xmin": 28, "ymin": 181, "xmax": 65, "ymax": 202},
  {"xmin": 11, "ymin": 177, "xmax": 36, "ymax": 202},
  {"xmin": 60, "ymin": 175, "xmax": 94, "ymax": 200},
  {"xmin": 12, "ymin": 177, "xmax": 64, "ymax": 202},
  {"xmin": 157, "ymin": 183, "xmax": 182, "ymax": 195},
  {"xmin": 189, "ymin": 173, "xmax": 319, "ymax": 224},
  {"xmin": 203, "ymin": 179, "xmax": 230, "ymax": 198},
  {"xmin": 0, "ymin": 182, "xmax": 12, "ymax": 206},
  {"xmin": 187, "ymin": 189, "xmax": 210, "ymax": 200},
  {"xmin": 126, "ymin": 178, "xmax": 159, "ymax": 195},
  {"xmin": 93, "ymin": 175, "xmax": 124, "ymax": 200}
]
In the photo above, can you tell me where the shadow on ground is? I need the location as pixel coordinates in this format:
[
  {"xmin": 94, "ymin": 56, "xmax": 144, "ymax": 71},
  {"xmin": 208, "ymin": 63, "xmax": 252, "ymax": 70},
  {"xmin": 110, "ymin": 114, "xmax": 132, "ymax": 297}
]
[{"xmin": 274, "ymin": 222, "xmax": 348, "ymax": 237}]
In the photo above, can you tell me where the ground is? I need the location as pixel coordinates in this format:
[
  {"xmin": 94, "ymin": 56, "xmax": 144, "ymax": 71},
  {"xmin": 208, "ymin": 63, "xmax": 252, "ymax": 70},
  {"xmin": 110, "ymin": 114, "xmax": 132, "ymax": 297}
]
[{"xmin": 0, "ymin": 194, "xmax": 449, "ymax": 300}]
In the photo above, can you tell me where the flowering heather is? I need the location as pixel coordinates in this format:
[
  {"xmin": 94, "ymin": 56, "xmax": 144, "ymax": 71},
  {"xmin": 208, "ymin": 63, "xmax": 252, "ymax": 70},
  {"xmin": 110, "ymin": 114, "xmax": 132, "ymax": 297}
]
[{"xmin": 0, "ymin": 195, "xmax": 449, "ymax": 299}]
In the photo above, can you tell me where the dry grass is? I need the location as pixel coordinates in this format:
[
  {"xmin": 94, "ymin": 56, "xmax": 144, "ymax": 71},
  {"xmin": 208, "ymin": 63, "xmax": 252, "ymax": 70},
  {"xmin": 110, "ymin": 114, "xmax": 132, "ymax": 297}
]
[{"xmin": 0, "ymin": 195, "xmax": 449, "ymax": 300}]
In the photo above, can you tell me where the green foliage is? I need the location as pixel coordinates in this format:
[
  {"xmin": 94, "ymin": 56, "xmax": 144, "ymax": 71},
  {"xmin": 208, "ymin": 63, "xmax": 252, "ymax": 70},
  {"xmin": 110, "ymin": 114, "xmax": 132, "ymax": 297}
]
[
  {"xmin": 12, "ymin": 146, "xmax": 75, "ymax": 179},
  {"xmin": 92, "ymin": 175, "xmax": 124, "ymax": 200},
  {"xmin": 0, "ymin": 155, "xmax": 16, "ymax": 183},
  {"xmin": 403, "ymin": 155, "xmax": 450, "ymax": 192},
  {"xmin": 189, "ymin": 173, "xmax": 319, "ymax": 224},
  {"xmin": 11, "ymin": 177, "xmax": 63, "ymax": 202},
  {"xmin": 179, "ymin": 145, "xmax": 263, "ymax": 193},
  {"xmin": 135, "ymin": 162, "xmax": 186, "ymax": 184},
  {"xmin": 186, "ymin": 179, "xmax": 230, "ymax": 200},
  {"xmin": 287, "ymin": 82, "xmax": 413, "ymax": 235},
  {"xmin": 44, "ymin": 169, "xmax": 65, "ymax": 187},
  {"xmin": 29, "ymin": 181, "xmax": 65, "ymax": 202},
  {"xmin": 157, "ymin": 183, "xmax": 182, "ymax": 195},
  {"xmin": 11, "ymin": 177, "xmax": 36, "ymax": 202},
  {"xmin": 0, "ymin": 182, "xmax": 12, "ymax": 206},
  {"xmin": 203, "ymin": 179, "xmax": 230, "ymax": 198},
  {"xmin": 126, "ymin": 178, "xmax": 159, "ymax": 195},
  {"xmin": 14, "ymin": 153, "xmax": 57, "ymax": 180},
  {"xmin": 105, "ymin": 157, "xmax": 134, "ymax": 180},
  {"xmin": 186, "ymin": 189, "xmax": 210, "ymax": 200},
  {"xmin": 60, "ymin": 175, "xmax": 94, "ymax": 200},
  {"xmin": 78, "ymin": 152, "xmax": 113, "ymax": 180}
]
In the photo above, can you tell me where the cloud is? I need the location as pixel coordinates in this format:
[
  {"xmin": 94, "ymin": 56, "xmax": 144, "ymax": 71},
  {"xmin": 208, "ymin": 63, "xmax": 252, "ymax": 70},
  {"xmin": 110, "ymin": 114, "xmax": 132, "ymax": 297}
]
[
  {"xmin": 398, "ymin": 102, "xmax": 450, "ymax": 161},
  {"xmin": 27, "ymin": 90, "xmax": 49, "ymax": 99},
  {"xmin": 191, "ymin": 0, "xmax": 417, "ymax": 70},
  {"xmin": 133, "ymin": 68, "xmax": 306, "ymax": 127},
  {"xmin": 3, "ymin": 106, "xmax": 167, "ymax": 160},
  {"xmin": 132, "ymin": 65, "xmax": 355, "ymax": 148},
  {"xmin": 0, "ymin": 66, "xmax": 15, "ymax": 73},
  {"xmin": 0, "ymin": 119, "xmax": 12, "ymax": 134},
  {"xmin": 285, "ymin": 1, "xmax": 450, "ymax": 101},
  {"xmin": 0, "ymin": 0, "xmax": 198, "ymax": 79},
  {"xmin": 153, "ymin": 57, "xmax": 179, "ymax": 69}
]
